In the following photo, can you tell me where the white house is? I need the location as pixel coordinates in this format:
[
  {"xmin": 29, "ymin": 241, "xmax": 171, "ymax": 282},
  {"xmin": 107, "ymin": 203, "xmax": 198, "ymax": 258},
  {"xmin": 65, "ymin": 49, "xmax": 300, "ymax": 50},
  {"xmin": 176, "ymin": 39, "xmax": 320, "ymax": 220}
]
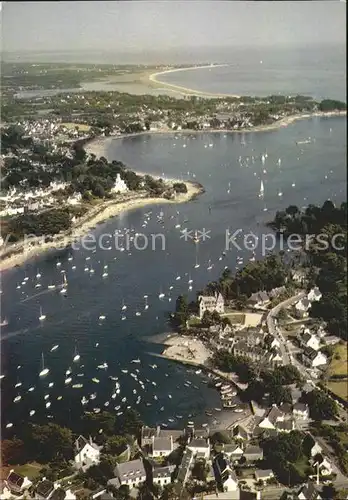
[
  {"xmin": 293, "ymin": 403, "xmax": 309, "ymax": 420},
  {"xmin": 303, "ymin": 348, "xmax": 327, "ymax": 368},
  {"xmin": 301, "ymin": 333, "xmax": 321, "ymax": 351},
  {"xmin": 259, "ymin": 406, "xmax": 285, "ymax": 430},
  {"xmin": 108, "ymin": 459, "xmax": 147, "ymax": 489},
  {"xmin": 151, "ymin": 436, "xmax": 174, "ymax": 458},
  {"xmin": 5, "ymin": 471, "xmax": 32, "ymax": 498},
  {"xmin": 310, "ymin": 442, "xmax": 323, "ymax": 458},
  {"xmin": 255, "ymin": 469, "xmax": 274, "ymax": 482},
  {"xmin": 152, "ymin": 466, "xmax": 174, "ymax": 488},
  {"xmin": 111, "ymin": 173, "xmax": 129, "ymax": 193},
  {"xmin": 307, "ymin": 287, "xmax": 322, "ymax": 302},
  {"xmin": 247, "ymin": 291, "xmax": 270, "ymax": 308},
  {"xmin": 223, "ymin": 444, "xmax": 244, "ymax": 461},
  {"xmin": 213, "ymin": 456, "xmax": 238, "ymax": 493},
  {"xmin": 187, "ymin": 438, "xmax": 210, "ymax": 459},
  {"xmin": 74, "ymin": 435, "xmax": 101, "ymax": 472},
  {"xmin": 295, "ymin": 298, "xmax": 311, "ymax": 318},
  {"xmin": 198, "ymin": 293, "xmax": 224, "ymax": 319}
]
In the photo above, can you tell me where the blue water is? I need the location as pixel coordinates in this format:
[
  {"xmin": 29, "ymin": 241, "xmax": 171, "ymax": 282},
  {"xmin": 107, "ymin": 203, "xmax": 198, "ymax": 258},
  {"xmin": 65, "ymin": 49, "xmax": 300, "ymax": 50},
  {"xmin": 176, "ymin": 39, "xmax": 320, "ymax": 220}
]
[
  {"xmin": 158, "ymin": 45, "xmax": 346, "ymax": 101},
  {"xmin": 1, "ymin": 114, "xmax": 346, "ymax": 434}
]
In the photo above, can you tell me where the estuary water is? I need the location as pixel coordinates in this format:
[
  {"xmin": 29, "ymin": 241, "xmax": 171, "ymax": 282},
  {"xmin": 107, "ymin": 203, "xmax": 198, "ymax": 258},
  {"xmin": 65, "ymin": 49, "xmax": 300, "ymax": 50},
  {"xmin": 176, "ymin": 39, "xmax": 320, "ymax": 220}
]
[{"xmin": 1, "ymin": 114, "xmax": 346, "ymax": 434}]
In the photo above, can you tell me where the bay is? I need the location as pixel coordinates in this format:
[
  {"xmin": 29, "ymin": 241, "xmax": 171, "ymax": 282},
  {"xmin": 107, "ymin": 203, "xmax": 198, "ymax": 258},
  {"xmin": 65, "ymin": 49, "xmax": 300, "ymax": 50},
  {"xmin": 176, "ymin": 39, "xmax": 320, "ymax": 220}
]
[{"xmin": 1, "ymin": 115, "xmax": 346, "ymax": 434}]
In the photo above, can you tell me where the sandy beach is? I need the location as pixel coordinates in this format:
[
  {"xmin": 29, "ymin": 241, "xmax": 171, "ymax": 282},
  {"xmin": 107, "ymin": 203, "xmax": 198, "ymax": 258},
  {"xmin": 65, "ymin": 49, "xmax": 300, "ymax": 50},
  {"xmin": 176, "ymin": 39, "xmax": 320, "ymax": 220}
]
[
  {"xmin": 148, "ymin": 64, "xmax": 241, "ymax": 98},
  {"xmin": 0, "ymin": 174, "xmax": 202, "ymax": 272}
]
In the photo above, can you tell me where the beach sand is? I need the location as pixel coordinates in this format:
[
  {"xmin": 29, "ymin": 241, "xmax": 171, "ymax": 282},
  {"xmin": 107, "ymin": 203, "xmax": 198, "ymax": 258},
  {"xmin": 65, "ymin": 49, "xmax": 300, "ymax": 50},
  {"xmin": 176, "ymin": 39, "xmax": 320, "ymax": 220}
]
[{"xmin": 162, "ymin": 335, "xmax": 212, "ymax": 365}]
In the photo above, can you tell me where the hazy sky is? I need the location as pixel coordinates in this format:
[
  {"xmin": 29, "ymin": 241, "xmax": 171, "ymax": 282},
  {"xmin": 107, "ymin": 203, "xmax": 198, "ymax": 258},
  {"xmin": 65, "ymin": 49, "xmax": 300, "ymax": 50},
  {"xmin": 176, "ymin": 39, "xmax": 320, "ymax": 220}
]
[{"xmin": 1, "ymin": 1, "xmax": 346, "ymax": 54}]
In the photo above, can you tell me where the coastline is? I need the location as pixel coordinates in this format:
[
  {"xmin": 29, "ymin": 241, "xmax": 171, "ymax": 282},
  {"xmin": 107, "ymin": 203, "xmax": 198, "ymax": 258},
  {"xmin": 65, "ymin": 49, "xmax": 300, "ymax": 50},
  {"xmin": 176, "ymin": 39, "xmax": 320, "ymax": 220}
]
[
  {"xmin": 148, "ymin": 64, "xmax": 241, "ymax": 98},
  {"xmin": 1, "ymin": 109, "xmax": 345, "ymax": 272},
  {"xmin": 0, "ymin": 179, "xmax": 203, "ymax": 273},
  {"xmin": 84, "ymin": 110, "xmax": 347, "ymax": 157}
]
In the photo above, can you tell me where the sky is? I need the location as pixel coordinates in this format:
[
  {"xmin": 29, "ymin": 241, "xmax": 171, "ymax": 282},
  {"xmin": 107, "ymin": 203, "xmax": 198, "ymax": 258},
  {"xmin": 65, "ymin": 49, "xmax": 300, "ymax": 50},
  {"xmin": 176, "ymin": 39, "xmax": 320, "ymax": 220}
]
[{"xmin": 1, "ymin": 1, "xmax": 346, "ymax": 55}]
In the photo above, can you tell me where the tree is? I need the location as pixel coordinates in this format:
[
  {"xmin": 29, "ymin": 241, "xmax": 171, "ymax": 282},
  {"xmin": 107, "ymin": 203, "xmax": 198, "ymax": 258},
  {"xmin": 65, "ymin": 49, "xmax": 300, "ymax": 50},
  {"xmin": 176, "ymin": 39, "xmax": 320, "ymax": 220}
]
[
  {"xmin": 1, "ymin": 438, "xmax": 26, "ymax": 465},
  {"xmin": 286, "ymin": 205, "xmax": 299, "ymax": 217},
  {"xmin": 28, "ymin": 423, "xmax": 73, "ymax": 463},
  {"xmin": 104, "ymin": 435, "xmax": 129, "ymax": 456},
  {"xmin": 302, "ymin": 389, "xmax": 338, "ymax": 420}
]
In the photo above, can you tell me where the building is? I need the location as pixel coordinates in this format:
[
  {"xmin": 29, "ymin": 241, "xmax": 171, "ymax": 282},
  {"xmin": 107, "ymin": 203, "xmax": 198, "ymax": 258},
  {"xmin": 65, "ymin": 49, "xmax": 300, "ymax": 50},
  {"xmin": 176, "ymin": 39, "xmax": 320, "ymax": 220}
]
[
  {"xmin": 307, "ymin": 287, "xmax": 322, "ymax": 302},
  {"xmin": 301, "ymin": 333, "xmax": 321, "ymax": 351},
  {"xmin": 5, "ymin": 471, "xmax": 32, "ymax": 497},
  {"xmin": 268, "ymin": 286, "xmax": 286, "ymax": 299},
  {"xmin": 297, "ymin": 481, "xmax": 322, "ymax": 500},
  {"xmin": 187, "ymin": 438, "xmax": 210, "ymax": 459},
  {"xmin": 233, "ymin": 341, "xmax": 265, "ymax": 362},
  {"xmin": 36, "ymin": 480, "xmax": 56, "ymax": 500},
  {"xmin": 151, "ymin": 436, "xmax": 174, "ymax": 458},
  {"xmin": 74, "ymin": 435, "xmax": 101, "ymax": 472},
  {"xmin": 198, "ymin": 293, "xmax": 224, "ymax": 318},
  {"xmin": 107, "ymin": 459, "xmax": 146, "ymax": 489},
  {"xmin": 295, "ymin": 298, "xmax": 312, "ymax": 318},
  {"xmin": 141, "ymin": 426, "xmax": 157, "ymax": 448},
  {"xmin": 213, "ymin": 455, "xmax": 238, "ymax": 493},
  {"xmin": 247, "ymin": 291, "xmax": 270, "ymax": 308},
  {"xmin": 223, "ymin": 443, "xmax": 244, "ymax": 461},
  {"xmin": 302, "ymin": 348, "xmax": 327, "ymax": 368},
  {"xmin": 111, "ymin": 173, "xmax": 129, "ymax": 193},
  {"xmin": 293, "ymin": 403, "xmax": 309, "ymax": 420},
  {"xmin": 152, "ymin": 465, "xmax": 175, "ymax": 488},
  {"xmin": 254, "ymin": 469, "xmax": 274, "ymax": 482},
  {"xmin": 232, "ymin": 425, "xmax": 249, "ymax": 441},
  {"xmin": 259, "ymin": 406, "xmax": 285, "ymax": 430},
  {"xmin": 323, "ymin": 335, "xmax": 340, "ymax": 346},
  {"xmin": 176, "ymin": 448, "xmax": 194, "ymax": 486},
  {"xmin": 243, "ymin": 445, "xmax": 264, "ymax": 462}
]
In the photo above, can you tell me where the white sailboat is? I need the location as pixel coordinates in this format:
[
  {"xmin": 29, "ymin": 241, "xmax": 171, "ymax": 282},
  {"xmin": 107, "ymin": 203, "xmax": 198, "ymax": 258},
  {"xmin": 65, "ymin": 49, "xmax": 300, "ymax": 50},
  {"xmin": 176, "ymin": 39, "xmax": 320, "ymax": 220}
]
[
  {"xmin": 121, "ymin": 300, "xmax": 127, "ymax": 311},
  {"xmin": 39, "ymin": 307, "xmax": 46, "ymax": 321},
  {"xmin": 144, "ymin": 296, "xmax": 149, "ymax": 310},
  {"xmin": 194, "ymin": 254, "xmax": 200, "ymax": 269},
  {"xmin": 39, "ymin": 353, "xmax": 49, "ymax": 377},
  {"xmin": 207, "ymin": 259, "xmax": 213, "ymax": 271},
  {"xmin": 259, "ymin": 180, "xmax": 265, "ymax": 198},
  {"xmin": 59, "ymin": 273, "xmax": 68, "ymax": 294},
  {"xmin": 158, "ymin": 288, "xmax": 165, "ymax": 299},
  {"xmin": 73, "ymin": 346, "xmax": 80, "ymax": 362}
]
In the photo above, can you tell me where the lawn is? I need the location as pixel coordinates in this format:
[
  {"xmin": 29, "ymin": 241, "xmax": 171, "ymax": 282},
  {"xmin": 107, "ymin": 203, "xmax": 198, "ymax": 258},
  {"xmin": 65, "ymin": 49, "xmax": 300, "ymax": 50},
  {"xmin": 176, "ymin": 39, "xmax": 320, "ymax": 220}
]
[
  {"xmin": 222, "ymin": 312, "xmax": 246, "ymax": 325},
  {"xmin": 326, "ymin": 380, "xmax": 348, "ymax": 401},
  {"xmin": 14, "ymin": 462, "xmax": 43, "ymax": 480},
  {"xmin": 328, "ymin": 343, "xmax": 348, "ymax": 376}
]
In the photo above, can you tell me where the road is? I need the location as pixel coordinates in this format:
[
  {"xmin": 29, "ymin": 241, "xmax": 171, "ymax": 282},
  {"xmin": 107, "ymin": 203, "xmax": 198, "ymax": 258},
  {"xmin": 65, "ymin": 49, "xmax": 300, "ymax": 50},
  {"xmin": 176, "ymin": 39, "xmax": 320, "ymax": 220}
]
[{"xmin": 266, "ymin": 291, "xmax": 306, "ymax": 365}]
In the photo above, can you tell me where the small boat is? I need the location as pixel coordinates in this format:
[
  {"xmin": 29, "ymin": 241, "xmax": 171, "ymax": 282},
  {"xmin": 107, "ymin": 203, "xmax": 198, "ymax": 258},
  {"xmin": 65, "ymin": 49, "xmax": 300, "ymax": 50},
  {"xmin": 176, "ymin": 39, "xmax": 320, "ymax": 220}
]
[
  {"xmin": 0, "ymin": 318, "xmax": 8, "ymax": 327},
  {"xmin": 73, "ymin": 346, "xmax": 80, "ymax": 363},
  {"xmin": 97, "ymin": 362, "xmax": 108, "ymax": 370},
  {"xmin": 102, "ymin": 272, "xmax": 108, "ymax": 278},
  {"xmin": 47, "ymin": 284, "xmax": 56, "ymax": 290},
  {"xmin": 99, "ymin": 315, "xmax": 106, "ymax": 320},
  {"xmin": 131, "ymin": 359, "xmax": 141, "ymax": 364},
  {"xmin": 168, "ymin": 418, "xmax": 175, "ymax": 423},
  {"xmin": 168, "ymin": 394, "xmax": 172, "ymax": 399},
  {"xmin": 50, "ymin": 344, "xmax": 59, "ymax": 352},
  {"xmin": 29, "ymin": 410, "xmax": 36, "ymax": 416},
  {"xmin": 195, "ymin": 369, "xmax": 202, "ymax": 374},
  {"xmin": 6, "ymin": 423, "xmax": 14, "ymax": 428},
  {"xmin": 72, "ymin": 384, "xmax": 83, "ymax": 389},
  {"xmin": 65, "ymin": 377, "xmax": 72, "ymax": 385},
  {"xmin": 39, "ymin": 353, "xmax": 49, "ymax": 377},
  {"xmin": 56, "ymin": 261, "xmax": 62, "ymax": 267},
  {"xmin": 121, "ymin": 301, "xmax": 127, "ymax": 311},
  {"xmin": 13, "ymin": 395, "xmax": 22, "ymax": 403},
  {"xmin": 28, "ymin": 386, "xmax": 35, "ymax": 392},
  {"xmin": 92, "ymin": 378, "xmax": 100, "ymax": 383},
  {"xmin": 135, "ymin": 311, "xmax": 141, "ymax": 317},
  {"xmin": 193, "ymin": 231, "xmax": 200, "ymax": 244},
  {"xmin": 121, "ymin": 369, "xmax": 128, "ymax": 374},
  {"xmin": 259, "ymin": 180, "xmax": 264, "ymax": 198},
  {"xmin": 59, "ymin": 273, "xmax": 68, "ymax": 294},
  {"xmin": 207, "ymin": 260, "xmax": 213, "ymax": 271},
  {"xmin": 158, "ymin": 291, "xmax": 165, "ymax": 299},
  {"xmin": 39, "ymin": 307, "xmax": 46, "ymax": 321}
]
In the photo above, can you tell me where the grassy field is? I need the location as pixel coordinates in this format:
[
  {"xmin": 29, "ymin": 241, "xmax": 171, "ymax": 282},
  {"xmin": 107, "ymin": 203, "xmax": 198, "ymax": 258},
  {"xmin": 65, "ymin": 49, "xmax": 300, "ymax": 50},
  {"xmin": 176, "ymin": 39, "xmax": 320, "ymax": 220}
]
[
  {"xmin": 61, "ymin": 122, "xmax": 91, "ymax": 132},
  {"xmin": 328, "ymin": 343, "xmax": 348, "ymax": 376},
  {"xmin": 326, "ymin": 380, "xmax": 348, "ymax": 401},
  {"xmin": 222, "ymin": 312, "xmax": 246, "ymax": 325},
  {"xmin": 10, "ymin": 463, "xmax": 43, "ymax": 480}
]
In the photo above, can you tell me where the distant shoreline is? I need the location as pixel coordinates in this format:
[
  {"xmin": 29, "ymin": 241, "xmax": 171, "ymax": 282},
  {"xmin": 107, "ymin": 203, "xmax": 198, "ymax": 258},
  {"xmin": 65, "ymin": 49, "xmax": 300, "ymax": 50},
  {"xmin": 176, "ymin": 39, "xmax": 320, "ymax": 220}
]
[
  {"xmin": 148, "ymin": 64, "xmax": 241, "ymax": 98},
  {"xmin": 84, "ymin": 110, "xmax": 347, "ymax": 160}
]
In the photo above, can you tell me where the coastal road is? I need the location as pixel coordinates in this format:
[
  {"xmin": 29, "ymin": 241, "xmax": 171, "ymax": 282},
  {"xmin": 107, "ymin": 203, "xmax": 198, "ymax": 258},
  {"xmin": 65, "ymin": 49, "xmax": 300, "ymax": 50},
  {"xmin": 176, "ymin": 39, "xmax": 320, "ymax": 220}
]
[{"xmin": 266, "ymin": 291, "xmax": 306, "ymax": 365}]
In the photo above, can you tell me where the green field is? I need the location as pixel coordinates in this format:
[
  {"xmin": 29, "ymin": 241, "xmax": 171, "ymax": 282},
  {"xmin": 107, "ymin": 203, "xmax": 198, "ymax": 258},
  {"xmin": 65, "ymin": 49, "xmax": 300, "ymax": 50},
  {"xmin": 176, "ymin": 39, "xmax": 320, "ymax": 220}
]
[
  {"xmin": 14, "ymin": 462, "xmax": 43, "ymax": 480},
  {"xmin": 327, "ymin": 380, "xmax": 348, "ymax": 401},
  {"xmin": 328, "ymin": 343, "xmax": 348, "ymax": 376}
]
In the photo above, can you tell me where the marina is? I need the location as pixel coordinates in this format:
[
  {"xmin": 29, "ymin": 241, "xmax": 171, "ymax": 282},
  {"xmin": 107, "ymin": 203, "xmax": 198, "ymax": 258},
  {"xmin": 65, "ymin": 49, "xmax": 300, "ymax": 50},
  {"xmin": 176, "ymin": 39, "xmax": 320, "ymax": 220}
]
[{"xmin": 1, "ymin": 115, "xmax": 346, "ymax": 433}]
